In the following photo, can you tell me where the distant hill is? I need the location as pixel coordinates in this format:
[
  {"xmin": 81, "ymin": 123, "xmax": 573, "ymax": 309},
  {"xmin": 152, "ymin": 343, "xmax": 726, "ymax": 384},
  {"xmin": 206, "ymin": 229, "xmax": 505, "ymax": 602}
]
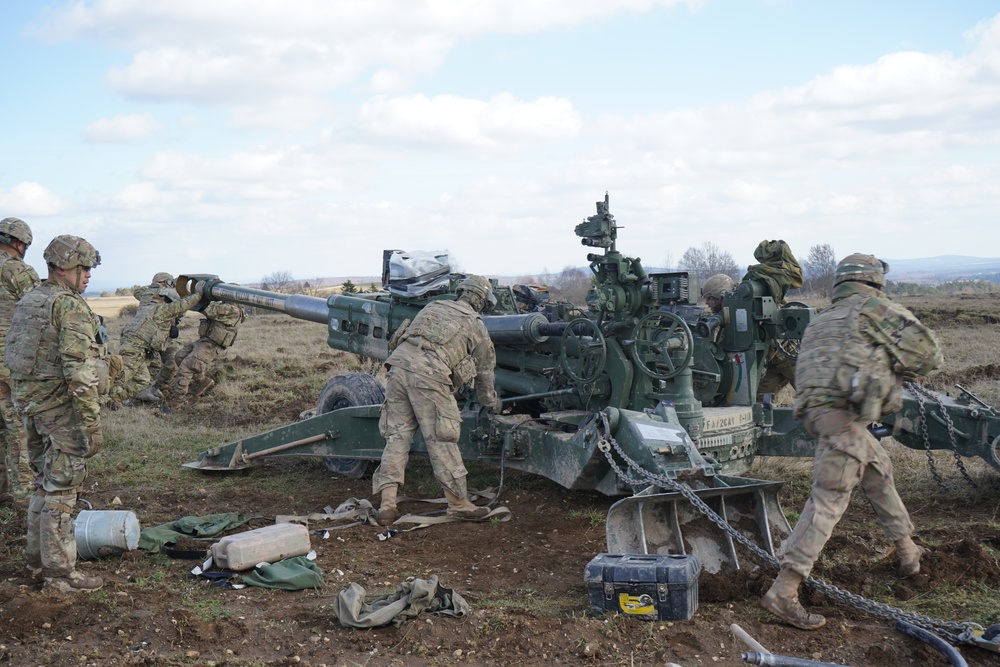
[{"xmin": 884, "ymin": 256, "xmax": 1000, "ymax": 284}]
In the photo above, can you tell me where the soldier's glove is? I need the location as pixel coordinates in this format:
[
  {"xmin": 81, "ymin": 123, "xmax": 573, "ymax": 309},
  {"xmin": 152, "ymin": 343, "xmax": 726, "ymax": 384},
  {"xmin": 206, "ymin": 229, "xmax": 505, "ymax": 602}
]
[
  {"xmin": 169, "ymin": 323, "xmax": 180, "ymax": 339},
  {"xmin": 83, "ymin": 424, "xmax": 103, "ymax": 458},
  {"xmin": 486, "ymin": 400, "xmax": 503, "ymax": 415},
  {"xmin": 893, "ymin": 362, "xmax": 921, "ymax": 383}
]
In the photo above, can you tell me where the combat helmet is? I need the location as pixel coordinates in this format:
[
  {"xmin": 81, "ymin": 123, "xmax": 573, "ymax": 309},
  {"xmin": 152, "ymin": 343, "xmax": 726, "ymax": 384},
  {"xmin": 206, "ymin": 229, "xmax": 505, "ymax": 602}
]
[
  {"xmin": 701, "ymin": 274, "xmax": 735, "ymax": 299},
  {"xmin": 152, "ymin": 271, "xmax": 174, "ymax": 284},
  {"xmin": 0, "ymin": 217, "xmax": 33, "ymax": 247},
  {"xmin": 43, "ymin": 235, "xmax": 101, "ymax": 270},
  {"xmin": 834, "ymin": 253, "xmax": 888, "ymax": 289},
  {"xmin": 456, "ymin": 275, "xmax": 497, "ymax": 311}
]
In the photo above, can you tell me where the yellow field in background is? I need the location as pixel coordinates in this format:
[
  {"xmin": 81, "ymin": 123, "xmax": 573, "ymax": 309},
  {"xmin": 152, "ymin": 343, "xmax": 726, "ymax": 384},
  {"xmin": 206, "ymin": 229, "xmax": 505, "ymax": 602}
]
[{"xmin": 85, "ymin": 296, "xmax": 134, "ymax": 319}]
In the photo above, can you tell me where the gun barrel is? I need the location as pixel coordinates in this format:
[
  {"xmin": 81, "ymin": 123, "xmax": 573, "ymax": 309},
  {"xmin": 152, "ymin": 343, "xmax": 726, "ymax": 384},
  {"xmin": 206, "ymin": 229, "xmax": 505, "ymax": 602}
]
[{"xmin": 210, "ymin": 283, "xmax": 330, "ymax": 324}]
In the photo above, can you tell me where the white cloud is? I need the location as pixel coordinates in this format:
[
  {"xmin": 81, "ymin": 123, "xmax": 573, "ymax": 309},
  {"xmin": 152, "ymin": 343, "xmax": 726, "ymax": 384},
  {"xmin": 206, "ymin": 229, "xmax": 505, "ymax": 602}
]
[
  {"xmin": 230, "ymin": 96, "xmax": 337, "ymax": 130},
  {"xmin": 15, "ymin": 4, "xmax": 1000, "ymax": 283},
  {"xmin": 84, "ymin": 113, "xmax": 163, "ymax": 142},
  {"xmin": 358, "ymin": 93, "xmax": 581, "ymax": 150},
  {"xmin": 31, "ymin": 0, "xmax": 698, "ymax": 105},
  {"xmin": 0, "ymin": 182, "xmax": 68, "ymax": 216}
]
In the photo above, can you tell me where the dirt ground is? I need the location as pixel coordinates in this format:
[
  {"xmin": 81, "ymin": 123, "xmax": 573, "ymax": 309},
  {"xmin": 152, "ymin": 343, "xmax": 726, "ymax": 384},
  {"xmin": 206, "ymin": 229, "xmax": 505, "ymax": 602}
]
[{"xmin": 2, "ymin": 456, "xmax": 999, "ymax": 667}]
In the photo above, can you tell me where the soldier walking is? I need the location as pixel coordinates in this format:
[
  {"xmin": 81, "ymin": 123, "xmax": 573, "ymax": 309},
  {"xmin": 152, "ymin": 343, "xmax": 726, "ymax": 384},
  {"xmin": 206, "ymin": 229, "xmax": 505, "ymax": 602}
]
[
  {"xmin": 760, "ymin": 253, "xmax": 942, "ymax": 629},
  {"xmin": 373, "ymin": 275, "xmax": 501, "ymax": 525},
  {"xmin": 4, "ymin": 236, "xmax": 108, "ymax": 592}
]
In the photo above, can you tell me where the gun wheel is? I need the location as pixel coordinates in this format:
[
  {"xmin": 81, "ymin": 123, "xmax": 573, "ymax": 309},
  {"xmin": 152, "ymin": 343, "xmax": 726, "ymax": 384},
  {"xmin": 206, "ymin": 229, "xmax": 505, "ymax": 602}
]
[
  {"xmin": 317, "ymin": 372, "xmax": 385, "ymax": 478},
  {"xmin": 629, "ymin": 311, "xmax": 693, "ymax": 380},
  {"xmin": 559, "ymin": 318, "xmax": 607, "ymax": 384}
]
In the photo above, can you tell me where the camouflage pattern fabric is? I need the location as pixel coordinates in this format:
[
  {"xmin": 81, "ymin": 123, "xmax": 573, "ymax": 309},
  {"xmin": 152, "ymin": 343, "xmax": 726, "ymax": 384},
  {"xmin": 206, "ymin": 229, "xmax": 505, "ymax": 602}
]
[
  {"xmin": 169, "ymin": 340, "xmax": 220, "ymax": 400},
  {"xmin": 0, "ymin": 249, "xmax": 40, "ymax": 497},
  {"xmin": 167, "ymin": 302, "xmax": 242, "ymax": 400},
  {"xmin": 385, "ymin": 299, "xmax": 498, "ymax": 402},
  {"xmin": 781, "ymin": 280, "xmax": 941, "ymax": 580},
  {"xmin": 741, "ymin": 239, "xmax": 803, "ymax": 302},
  {"xmin": 6, "ymin": 278, "xmax": 102, "ymax": 579},
  {"xmin": 111, "ymin": 292, "xmax": 200, "ymax": 401},
  {"xmin": 153, "ymin": 338, "xmax": 181, "ymax": 388},
  {"xmin": 374, "ymin": 367, "xmax": 469, "ymax": 497},
  {"xmin": 757, "ymin": 346, "xmax": 796, "ymax": 401},
  {"xmin": 795, "ymin": 282, "xmax": 943, "ymax": 417},
  {"xmin": 373, "ymin": 298, "xmax": 499, "ymax": 496},
  {"xmin": 780, "ymin": 410, "xmax": 914, "ymax": 579},
  {"xmin": 131, "ymin": 283, "xmax": 184, "ymax": 392}
]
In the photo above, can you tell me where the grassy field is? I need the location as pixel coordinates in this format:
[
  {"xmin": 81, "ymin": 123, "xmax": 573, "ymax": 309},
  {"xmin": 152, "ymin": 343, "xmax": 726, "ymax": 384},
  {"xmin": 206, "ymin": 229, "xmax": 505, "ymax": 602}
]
[{"xmin": 0, "ymin": 291, "xmax": 997, "ymax": 666}]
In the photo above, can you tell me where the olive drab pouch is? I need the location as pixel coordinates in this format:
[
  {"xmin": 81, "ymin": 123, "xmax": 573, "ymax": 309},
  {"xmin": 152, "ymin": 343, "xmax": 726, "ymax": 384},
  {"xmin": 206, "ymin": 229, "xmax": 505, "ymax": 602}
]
[
  {"xmin": 450, "ymin": 355, "xmax": 477, "ymax": 389},
  {"xmin": 847, "ymin": 336, "xmax": 896, "ymax": 421},
  {"xmin": 199, "ymin": 318, "xmax": 238, "ymax": 348}
]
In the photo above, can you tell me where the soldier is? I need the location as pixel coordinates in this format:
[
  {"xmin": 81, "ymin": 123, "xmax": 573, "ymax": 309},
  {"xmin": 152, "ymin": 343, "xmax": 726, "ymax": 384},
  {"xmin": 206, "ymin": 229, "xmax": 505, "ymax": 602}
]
[
  {"xmin": 131, "ymin": 272, "xmax": 183, "ymax": 398},
  {"xmin": 0, "ymin": 218, "xmax": 40, "ymax": 504},
  {"xmin": 111, "ymin": 276, "xmax": 200, "ymax": 404},
  {"xmin": 700, "ymin": 273, "xmax": 733, "ymax": 315},
  {"xmin": 746, "ymin": 240, "xmax": 803, "ymax": 402},
  {"xmin": 759, "ymin": 253, "xmax": 942, "ymax": 630},
  {"xmin": 165, "ymin": 301, "xmax": 244, "ymax": 402},
  {"xmin": 4, "ymin": 235, "xmax": 107, "ymax": 592},
  {"xmin": 373, "ymin": 275, "xmax": 502, "ymax": 525}
]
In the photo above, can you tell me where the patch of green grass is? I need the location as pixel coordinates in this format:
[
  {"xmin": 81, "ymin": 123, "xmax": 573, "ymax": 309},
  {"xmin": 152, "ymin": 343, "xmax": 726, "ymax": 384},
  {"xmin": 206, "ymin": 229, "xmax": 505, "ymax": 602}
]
[
  {"xmin": 900, "ymin": 580, "xmax": 1000, "ymax": 628},
  {"xmin": 131, "ymin": 570, "xmax": 168, "ymax": 590},
  {"xmin": 476, "ymin": 586, "xmax": 579, "ymax": 617},
  {"xmin": 181, "ymin": 597, "xmax": 232, "ymax": 622},
  {"xmin": 89, "ymin": 589, "xmax": 118, "ymax": 612},
  {"xmin": 475, "ymin": 613, "xmax": 515, "ymax": 638},
  {"xmin": 567, "ymin": 507, "xmax": 606, "ymax": 529}
]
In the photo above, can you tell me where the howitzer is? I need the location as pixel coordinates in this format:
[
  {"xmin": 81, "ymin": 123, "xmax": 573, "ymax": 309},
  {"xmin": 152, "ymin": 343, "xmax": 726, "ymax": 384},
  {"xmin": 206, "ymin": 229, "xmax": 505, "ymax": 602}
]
[{"xmin": 179, "ymin": 194, "xmax": 1000, "ymax": 574}]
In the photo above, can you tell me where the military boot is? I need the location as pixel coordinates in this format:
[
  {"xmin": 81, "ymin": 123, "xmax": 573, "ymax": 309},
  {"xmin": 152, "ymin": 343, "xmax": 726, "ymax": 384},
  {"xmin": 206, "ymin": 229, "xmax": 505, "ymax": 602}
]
[
  {"xmin": 896, "ymin": 536, "xmax": 922, "ymax": 577},
  {"xmin": 376, "ymin": 485, "xmax": 400, "ymax": 526},
  {"xmin": 44, "ymin": 570, "xmax": 104, "ymax": 593},
  {"xmin": 133, "ymin": 386, "xmax": 161, "ymax": 403},
  {"xmin": 759, "ymin": 566, "xmax": 826, "ymax": 630},
  {"xmin": 443, "ymin": 489, "xmax": 490, "ymax": 521},
  {"xmin": 190, "ymin": 378, "xmax": 216, "ymax": 398}
]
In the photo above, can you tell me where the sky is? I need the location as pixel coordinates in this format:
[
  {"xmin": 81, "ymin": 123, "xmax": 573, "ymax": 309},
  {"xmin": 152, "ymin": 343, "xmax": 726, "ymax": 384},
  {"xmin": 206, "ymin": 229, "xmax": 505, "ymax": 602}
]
[{"xmin": 2, "ymin": 1, "xmax": 1000, "ymax": 292}]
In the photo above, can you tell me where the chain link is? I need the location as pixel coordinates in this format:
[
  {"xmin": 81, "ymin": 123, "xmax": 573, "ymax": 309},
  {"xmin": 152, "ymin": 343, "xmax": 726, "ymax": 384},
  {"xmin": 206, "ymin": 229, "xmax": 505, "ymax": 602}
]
[
  {"xmin": 911, "ymin": 383, "xmax": 951, "ymax": 490},
  {"xmin": 908, "ymin": 381, "xmax": 978, "ymax": 488},
  {"xmin": 592, "ymin": 412, "xmax": 982, "ymax": 643}
]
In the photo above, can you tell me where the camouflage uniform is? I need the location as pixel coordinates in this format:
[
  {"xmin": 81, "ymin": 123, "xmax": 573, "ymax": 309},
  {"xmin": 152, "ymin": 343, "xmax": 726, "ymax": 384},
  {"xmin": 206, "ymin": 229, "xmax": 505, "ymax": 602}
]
[
  {"xmin": 0, "ymin": 244, "xmax": 40, "ymax": 500},
  {"xmin": 373, "ymin": 278, "xmax": 500, "ymax": 521},
  {"xmin": 743, "ymin": 240, "xmax": 804, "ymax": 403},
  {"xmin": 132, "ymin": 280, "xmax": 184, "ymax": 391},
  {"xmin": 167, "ymin": 301, "xmax": 243, "ymax": 400},
  {"xmin": 111, "ymin": 291, "xmax": 200, "ymax": 402},
  {"xmin": 761, "ymin": 256, "xmax": 941, "ymax": 629},
  {"xmin": 5, "ymin": 235, "xmax": 106, "ymax": 591},
  {"xmin": 757, "ymin": 349, "xmax": 796, "ymax": 399}
]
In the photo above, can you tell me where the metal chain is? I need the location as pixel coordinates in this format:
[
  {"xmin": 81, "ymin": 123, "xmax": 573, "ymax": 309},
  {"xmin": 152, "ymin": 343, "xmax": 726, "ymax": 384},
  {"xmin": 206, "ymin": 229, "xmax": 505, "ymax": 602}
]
[
  {"xmin": 593, "ymin": 413, "xmax": 982, "ymax": 643},
  {"xmin": 911, "ymin": 384, "xmax": 951, "ymax": 490},
  {"xmin": 907, "ymin": 382, "xmax": 977, "ymax": 488}
]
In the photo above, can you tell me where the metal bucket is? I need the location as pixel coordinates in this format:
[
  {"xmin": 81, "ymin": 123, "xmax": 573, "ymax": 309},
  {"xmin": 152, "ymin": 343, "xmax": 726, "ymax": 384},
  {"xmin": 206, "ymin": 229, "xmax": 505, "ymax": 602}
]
[{"xmin": 74, "ymin": 510, "xmax": 141, "ymax": 559}]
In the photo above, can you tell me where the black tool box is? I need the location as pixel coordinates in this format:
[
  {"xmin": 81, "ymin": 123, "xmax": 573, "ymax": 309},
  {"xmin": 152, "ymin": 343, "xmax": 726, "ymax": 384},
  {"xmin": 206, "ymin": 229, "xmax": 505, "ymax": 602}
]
[{"xmin": 584, "ymin": 553, "xmax": 700, "ymax": 621}]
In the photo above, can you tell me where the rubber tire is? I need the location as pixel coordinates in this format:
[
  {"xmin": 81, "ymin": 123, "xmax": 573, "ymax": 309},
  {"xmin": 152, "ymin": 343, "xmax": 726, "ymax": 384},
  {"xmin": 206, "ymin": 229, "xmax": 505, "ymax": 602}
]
[{"xmin": 317, "ymin": 373, "xmax": 385, "ymax": 478}]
